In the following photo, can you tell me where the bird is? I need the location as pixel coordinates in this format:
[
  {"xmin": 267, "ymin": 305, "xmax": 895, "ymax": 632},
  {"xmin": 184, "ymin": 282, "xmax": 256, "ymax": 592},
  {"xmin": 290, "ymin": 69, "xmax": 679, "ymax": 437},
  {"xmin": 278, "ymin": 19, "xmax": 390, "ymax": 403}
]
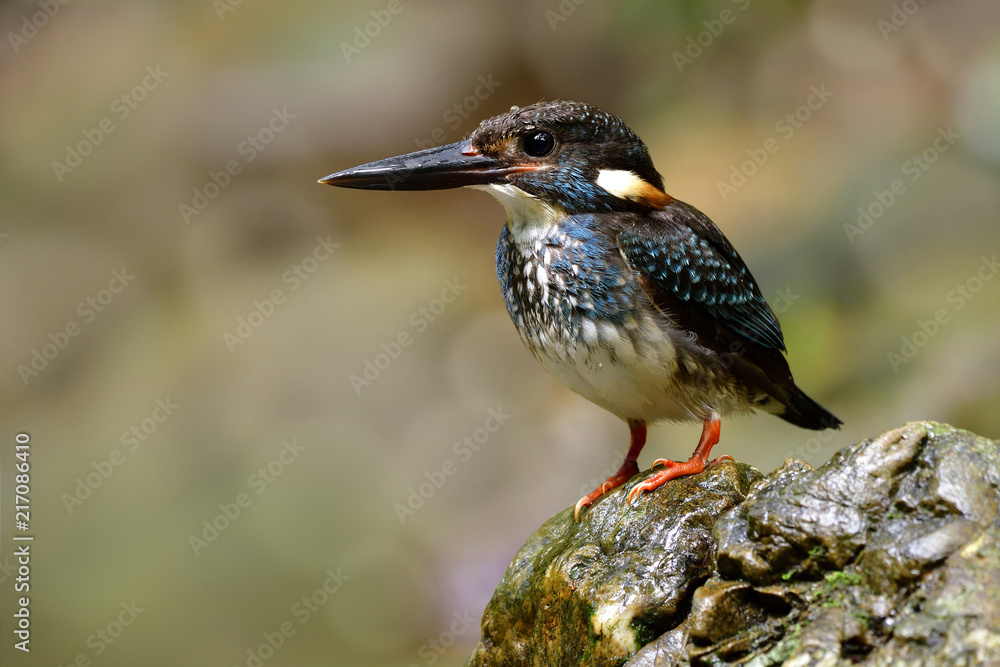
[{"xmin": 319, "ymin": 100, "xmax": 841, "ymax": 520}]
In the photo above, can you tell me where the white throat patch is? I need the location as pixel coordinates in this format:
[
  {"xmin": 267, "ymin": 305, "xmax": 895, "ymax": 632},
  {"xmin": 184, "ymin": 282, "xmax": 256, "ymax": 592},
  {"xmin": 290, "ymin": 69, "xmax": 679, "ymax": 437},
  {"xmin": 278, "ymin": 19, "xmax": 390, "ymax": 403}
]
[{"xmin": 471, "ymin": 183, "xmax": 564, "ymax": 243}]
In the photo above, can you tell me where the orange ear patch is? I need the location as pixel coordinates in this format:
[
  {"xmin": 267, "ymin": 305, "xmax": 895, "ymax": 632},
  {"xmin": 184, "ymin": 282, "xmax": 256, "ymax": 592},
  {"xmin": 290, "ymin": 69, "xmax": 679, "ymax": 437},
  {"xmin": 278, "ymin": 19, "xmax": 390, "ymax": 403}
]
[{"xmin": 629, "ymin": 179, "xmax": 673, "ymax": 208}]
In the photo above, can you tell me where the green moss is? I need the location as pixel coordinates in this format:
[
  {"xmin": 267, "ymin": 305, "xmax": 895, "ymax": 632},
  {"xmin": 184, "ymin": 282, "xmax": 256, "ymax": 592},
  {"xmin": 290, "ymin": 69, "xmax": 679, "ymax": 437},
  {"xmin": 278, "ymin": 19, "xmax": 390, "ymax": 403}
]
[
  {"xmin": 850, "ymin": 610, "xmax": 870, "ymax": 623},
  {"xmin": 629, "ymin": 615, "xmax": 660, "ymax": 649},
  {"xmin": 933, "ymin": 586, "xmax": 974, "ymax": 615},
  {"xmin": 821, "ymin": 594, "xmax": 845, "ymax": 609},
  {"xmin": 825, "ymin": 570, "xmax": 862, "ymax": 587},
  {"xmin": 747, "ymin": 624, "xmax": 801, "ymax": 666},
  {"xmin": 816, "ymin": 569, "xmax": 863, "ymax": 609}
]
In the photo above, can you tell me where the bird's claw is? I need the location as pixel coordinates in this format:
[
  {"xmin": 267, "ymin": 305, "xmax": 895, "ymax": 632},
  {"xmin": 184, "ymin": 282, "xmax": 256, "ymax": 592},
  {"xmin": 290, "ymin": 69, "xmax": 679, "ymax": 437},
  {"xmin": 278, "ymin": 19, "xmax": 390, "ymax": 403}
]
[
  {"xmin": 573, "ymin": 460, "xmax": 641, "ymax": 521},
  {"xmin": 626, "ymin": 478, "xmax": 661, "ymax": 504},
  {"xmin": 625, "ymin": 453, "xmax": 736, "ymax": 506}
]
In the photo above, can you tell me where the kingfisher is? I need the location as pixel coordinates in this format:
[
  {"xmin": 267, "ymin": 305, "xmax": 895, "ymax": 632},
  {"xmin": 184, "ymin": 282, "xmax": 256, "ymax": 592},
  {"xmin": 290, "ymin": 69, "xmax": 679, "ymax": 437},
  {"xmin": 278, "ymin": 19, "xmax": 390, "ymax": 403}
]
[{"xmin": 320, "ymin": 100, "xmax": 841, "ymax": 520}]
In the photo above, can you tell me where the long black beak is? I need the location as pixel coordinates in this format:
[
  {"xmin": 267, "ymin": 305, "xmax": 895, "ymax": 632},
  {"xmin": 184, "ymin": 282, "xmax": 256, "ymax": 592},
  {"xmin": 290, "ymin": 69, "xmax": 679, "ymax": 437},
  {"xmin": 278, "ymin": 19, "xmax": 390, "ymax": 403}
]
[{"xmin": 319, "ymin": 140, "xmax": 522, "ymax": 191}]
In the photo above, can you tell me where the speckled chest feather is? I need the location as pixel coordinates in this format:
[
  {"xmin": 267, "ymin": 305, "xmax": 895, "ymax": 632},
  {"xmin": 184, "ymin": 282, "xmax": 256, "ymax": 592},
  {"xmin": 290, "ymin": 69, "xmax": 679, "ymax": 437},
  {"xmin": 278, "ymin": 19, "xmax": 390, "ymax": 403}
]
[
  {"xmin": 493, "ymin": 215, "xmax": 762, "ymax": 423},
  {"xmin": 496, "ymin": 220, "xmax": 639, "ymax": 358}
]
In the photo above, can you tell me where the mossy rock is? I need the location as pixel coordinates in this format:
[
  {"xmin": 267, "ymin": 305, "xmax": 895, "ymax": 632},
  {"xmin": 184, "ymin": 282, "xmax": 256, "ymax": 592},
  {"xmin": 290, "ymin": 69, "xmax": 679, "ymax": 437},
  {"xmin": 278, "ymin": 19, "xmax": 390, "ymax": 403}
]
[{"xmin": 467, "ymin": 423, "xmax": 1000, "ymax": 666}]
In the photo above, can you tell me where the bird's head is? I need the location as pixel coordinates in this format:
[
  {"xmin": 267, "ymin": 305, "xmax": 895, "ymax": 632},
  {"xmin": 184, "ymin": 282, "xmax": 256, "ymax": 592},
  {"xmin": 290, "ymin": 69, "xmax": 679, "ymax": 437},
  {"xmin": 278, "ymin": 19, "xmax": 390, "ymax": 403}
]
[{"xmin": 320, "ymin": 101, "xmax": 672, "ymax": 219}]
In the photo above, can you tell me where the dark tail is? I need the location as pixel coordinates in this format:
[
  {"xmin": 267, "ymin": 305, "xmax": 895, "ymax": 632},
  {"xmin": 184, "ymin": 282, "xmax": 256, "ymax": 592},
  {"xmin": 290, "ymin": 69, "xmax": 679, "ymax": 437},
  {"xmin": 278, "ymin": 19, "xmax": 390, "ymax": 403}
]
[
  {"xmin": 766, "ymin": 385, "xmax": 842, "ymax": 431},
  {"xmin": 720, "ymin": 333, "xmax": 842, "ymax": 431}
]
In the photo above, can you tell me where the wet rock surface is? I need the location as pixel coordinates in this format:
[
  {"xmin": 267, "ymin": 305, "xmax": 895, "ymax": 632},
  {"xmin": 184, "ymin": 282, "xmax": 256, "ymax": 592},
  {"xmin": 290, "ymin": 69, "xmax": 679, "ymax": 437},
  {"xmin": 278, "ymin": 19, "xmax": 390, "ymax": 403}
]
[{"xmin": 466, "ymin": 423, "xmax": 1000, "ymax": 666}]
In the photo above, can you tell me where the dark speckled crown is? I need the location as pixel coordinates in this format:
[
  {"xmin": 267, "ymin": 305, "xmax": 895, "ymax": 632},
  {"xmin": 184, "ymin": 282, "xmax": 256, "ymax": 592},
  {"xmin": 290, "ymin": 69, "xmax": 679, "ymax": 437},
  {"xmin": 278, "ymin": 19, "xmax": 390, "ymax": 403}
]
[{"xmin": 468, "ymin": 101, "xmax": 666, "ymax": 213}]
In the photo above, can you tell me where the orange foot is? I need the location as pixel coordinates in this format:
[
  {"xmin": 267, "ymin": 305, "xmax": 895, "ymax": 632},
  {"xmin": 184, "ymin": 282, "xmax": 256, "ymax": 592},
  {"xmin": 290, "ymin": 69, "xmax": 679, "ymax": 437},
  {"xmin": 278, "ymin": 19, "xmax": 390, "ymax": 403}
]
[
  {"xmin": 574, "ymin": 421, "xmax": 646, "ymax": 521},
  {"xmin": 574, "ymin": 460, "xmax": 639, "ymax": 521},
  {"xmin": 626, "ymin": 411, "xmax": 727, "ymax": 505}
]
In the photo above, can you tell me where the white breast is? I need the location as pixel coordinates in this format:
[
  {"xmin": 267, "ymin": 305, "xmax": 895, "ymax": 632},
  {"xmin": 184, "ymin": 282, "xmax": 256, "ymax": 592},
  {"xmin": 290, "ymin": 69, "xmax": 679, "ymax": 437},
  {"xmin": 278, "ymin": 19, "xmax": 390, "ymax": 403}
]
[{"xmin": 528, "ymin": 310, "xmax": 700, "ymax": 424}]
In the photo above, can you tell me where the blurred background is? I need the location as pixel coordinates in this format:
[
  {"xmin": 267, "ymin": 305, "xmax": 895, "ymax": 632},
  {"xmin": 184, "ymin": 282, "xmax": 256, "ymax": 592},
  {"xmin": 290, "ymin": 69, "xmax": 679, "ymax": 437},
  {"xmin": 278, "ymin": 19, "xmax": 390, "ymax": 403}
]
[{"xmin": 2, "ymin": 1, "xmax": 999, "ymax": 665}]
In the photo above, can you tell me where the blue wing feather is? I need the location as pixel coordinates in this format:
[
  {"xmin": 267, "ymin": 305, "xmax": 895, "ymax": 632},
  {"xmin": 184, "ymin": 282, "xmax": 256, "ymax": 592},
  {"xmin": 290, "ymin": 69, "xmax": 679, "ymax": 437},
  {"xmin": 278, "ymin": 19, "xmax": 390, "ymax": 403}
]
[{"xmin": 618, "ymin": 201, "xmax": 786, "ymax": 352}]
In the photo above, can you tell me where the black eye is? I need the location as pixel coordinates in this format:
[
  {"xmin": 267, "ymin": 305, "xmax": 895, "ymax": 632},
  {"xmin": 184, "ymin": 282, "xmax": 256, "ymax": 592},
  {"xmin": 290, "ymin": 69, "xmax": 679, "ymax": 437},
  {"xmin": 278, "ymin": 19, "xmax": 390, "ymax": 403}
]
[{"xmin": 523, "ymin": 131, "xmax": 555, "ymax": 157}]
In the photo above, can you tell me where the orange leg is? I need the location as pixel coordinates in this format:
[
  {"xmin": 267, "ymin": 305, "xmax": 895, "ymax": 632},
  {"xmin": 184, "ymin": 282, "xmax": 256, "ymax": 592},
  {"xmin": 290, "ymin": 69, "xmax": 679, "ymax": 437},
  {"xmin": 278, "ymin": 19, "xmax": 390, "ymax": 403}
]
[
  {"xmin": 626, "ymin": 411, "xmax": 730, "ymax": 505},
  {"xmin": 574, "ymin": 421, "xmax": 647, "ymax": 521}
]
